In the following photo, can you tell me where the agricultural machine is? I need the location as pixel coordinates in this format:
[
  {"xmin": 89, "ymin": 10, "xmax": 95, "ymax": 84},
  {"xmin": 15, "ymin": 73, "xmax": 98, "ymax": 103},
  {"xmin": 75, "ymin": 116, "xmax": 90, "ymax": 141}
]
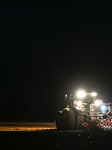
[{"xmin": 56, "ymin": 91, "xmax": 112, "ymax": 130}]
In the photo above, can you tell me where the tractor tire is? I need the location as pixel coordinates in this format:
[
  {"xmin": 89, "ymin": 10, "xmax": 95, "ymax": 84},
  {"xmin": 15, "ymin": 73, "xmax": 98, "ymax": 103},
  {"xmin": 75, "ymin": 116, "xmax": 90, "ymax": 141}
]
[
  {"xmin": 76, "ymin": 115, "xmax": 84, "ymax": 129},
  {"xmin": 56, "ymin": 111, "xmax": 62, "ymax": 130},
  {"xmin": 62, "ymin": 108, "xmax": 75, "ymax": 130}
]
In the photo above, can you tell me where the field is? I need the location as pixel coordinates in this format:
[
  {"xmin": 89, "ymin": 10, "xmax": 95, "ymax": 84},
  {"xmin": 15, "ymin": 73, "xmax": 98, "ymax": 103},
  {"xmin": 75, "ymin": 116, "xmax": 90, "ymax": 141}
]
[{"xmin": 0, "ymin": 122, "xmax": 112, "ymax": 149}]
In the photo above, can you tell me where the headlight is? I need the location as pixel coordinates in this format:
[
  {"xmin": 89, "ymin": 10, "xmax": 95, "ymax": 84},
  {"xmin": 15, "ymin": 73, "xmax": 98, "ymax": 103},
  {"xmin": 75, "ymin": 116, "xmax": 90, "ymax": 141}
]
[
  {"xmin": 100, "ymin": 105, "xmax": 107, "ymax": 113},
  {"xmin": 77, "ymin": 91, "xmax": 86, "ymax": 98},
  {"xmin": 91, "ymin": 92, "xmax": 97, "ymax": 97},
  {"xmin": 95, "ymin": 100, "xmax": 100, "ymax": 106},
  {"xmin": 95, "ymin": 100, "xmax": 103, "ymax": 106},
  {"xmin": 101, "ymin": 105, "xmax": 106, "ymax": 110},
  {"xmin": 77, "ymin": 101, "xmax": 82, "ymax": 106}
]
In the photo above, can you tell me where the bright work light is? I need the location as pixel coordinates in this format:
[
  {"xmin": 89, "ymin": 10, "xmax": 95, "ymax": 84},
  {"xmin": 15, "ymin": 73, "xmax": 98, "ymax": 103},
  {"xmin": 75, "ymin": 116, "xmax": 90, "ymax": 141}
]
[
  {"xmin": 101, "ymin": 105, "xmax": 106, "ymax": 110},
  {"xmin": 77, "ymin": 101, "xmax": 82, "ymax": 106},
  {"xmin": 91, "ymin": 92, "xmax": 97, "ymax": 97},
  {"xmin": 100, "ymin": 105, "xmax": 107, "ymax": 113},
  {"xmin": 95, "ymin": 100, "xmax": 100, "ymax": 106},
  {"xmin": 77, "ymin": 91, "xmax": 86, "ymax": 98}
]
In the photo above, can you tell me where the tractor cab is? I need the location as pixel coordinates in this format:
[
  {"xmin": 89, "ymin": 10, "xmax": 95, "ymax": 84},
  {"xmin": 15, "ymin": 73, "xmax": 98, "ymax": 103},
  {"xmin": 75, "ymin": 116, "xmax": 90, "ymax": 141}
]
[{"xmin": 65, "ymin": 91, "xmax": 98, "ymax": 108}]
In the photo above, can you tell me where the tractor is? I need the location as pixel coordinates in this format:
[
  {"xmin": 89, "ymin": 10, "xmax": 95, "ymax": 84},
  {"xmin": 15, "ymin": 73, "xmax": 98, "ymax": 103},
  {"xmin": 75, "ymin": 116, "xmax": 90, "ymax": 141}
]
[{"xmin": 56, "ymin": 91, "xmax": 106, "ymax": 130}]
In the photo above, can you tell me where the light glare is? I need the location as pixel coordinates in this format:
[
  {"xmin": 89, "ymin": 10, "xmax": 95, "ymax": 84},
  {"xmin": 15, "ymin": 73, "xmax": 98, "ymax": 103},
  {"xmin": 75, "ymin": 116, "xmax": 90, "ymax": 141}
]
[
  {"xmin": 77, "ymin": 91, "xmax": 86, "ymax": 98},
  {"xmin": 101, "ymin": 105, "xmax": 106, "ymax": 110},
  {"xmin": 95, "ymin": 100, "xmax": 100, "ymax": 106},
  {"xmin": 91, "ymin": 92, "xmax": 97, "ymax": 97},
  {"xmin": 77, "ymin": 101, "xmax": 82, "ymax": 106}
]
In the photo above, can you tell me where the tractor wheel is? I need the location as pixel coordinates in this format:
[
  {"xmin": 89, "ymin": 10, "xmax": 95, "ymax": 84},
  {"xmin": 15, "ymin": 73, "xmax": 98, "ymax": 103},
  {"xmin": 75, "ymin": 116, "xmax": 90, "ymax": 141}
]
[
  {"xmin": 76, "ymin": 115, "xmax": 84, "ymax": 129},
  {"xmin": 62, "ymin": 108, "xmax": 75, "ymax": 130},
  {"xmin": 56, "ymin": 111, "xmax": 62, "ymax": 130}
]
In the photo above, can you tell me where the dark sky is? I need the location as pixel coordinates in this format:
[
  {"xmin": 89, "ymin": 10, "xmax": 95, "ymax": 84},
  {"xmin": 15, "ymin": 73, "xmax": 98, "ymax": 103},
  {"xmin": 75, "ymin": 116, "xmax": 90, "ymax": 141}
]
[{"xmin": 1, "ymin": 1, "xmax": 112, "ymax": 119}]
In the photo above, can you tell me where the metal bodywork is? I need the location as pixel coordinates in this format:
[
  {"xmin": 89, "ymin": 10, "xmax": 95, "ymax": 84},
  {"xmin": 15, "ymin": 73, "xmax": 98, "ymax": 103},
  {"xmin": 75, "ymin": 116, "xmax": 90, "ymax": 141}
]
[
  {"xmin": 90, "ymin": 103, "xmax": 108, "ymax": 115},
  {"xmin": 82, "ymin": 103, "xmax": 112, "ymax": 130}
]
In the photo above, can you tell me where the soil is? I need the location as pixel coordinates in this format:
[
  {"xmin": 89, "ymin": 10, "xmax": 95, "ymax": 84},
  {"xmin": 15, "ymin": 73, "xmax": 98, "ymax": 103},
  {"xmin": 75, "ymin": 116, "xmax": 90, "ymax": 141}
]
[{"xmin": 0, "ymin": 129, "xmax": 112, "ymax": 149}]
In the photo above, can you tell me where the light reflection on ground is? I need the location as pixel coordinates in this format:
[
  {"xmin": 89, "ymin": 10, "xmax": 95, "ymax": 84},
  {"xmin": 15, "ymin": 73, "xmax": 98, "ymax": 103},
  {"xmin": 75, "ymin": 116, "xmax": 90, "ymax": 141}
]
[
  {"xmin": 0, "ymin": 123, "xmax": 57, "ymax": 131},
  {"xmin": 0, "ymin": 126, "xmax": 56, "ymax": 131}
]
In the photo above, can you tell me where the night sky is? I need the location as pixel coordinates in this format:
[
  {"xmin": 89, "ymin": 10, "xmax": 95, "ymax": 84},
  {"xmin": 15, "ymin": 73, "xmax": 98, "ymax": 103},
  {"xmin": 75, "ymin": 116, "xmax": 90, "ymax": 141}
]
[{"xmin": 1, "ymin": 1, "xmax": 112, "ymax": 120}]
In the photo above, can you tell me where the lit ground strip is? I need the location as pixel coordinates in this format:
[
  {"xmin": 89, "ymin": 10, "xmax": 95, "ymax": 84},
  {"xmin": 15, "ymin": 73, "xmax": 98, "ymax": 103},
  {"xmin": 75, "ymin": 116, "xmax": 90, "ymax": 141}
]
[
  {"xmin": 0, "ymin": 126, "xmax": 56, "ymax": 131},
  {"xmin": 0, "ymin": 123, "xmax": 57, "ymax": 131}
]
